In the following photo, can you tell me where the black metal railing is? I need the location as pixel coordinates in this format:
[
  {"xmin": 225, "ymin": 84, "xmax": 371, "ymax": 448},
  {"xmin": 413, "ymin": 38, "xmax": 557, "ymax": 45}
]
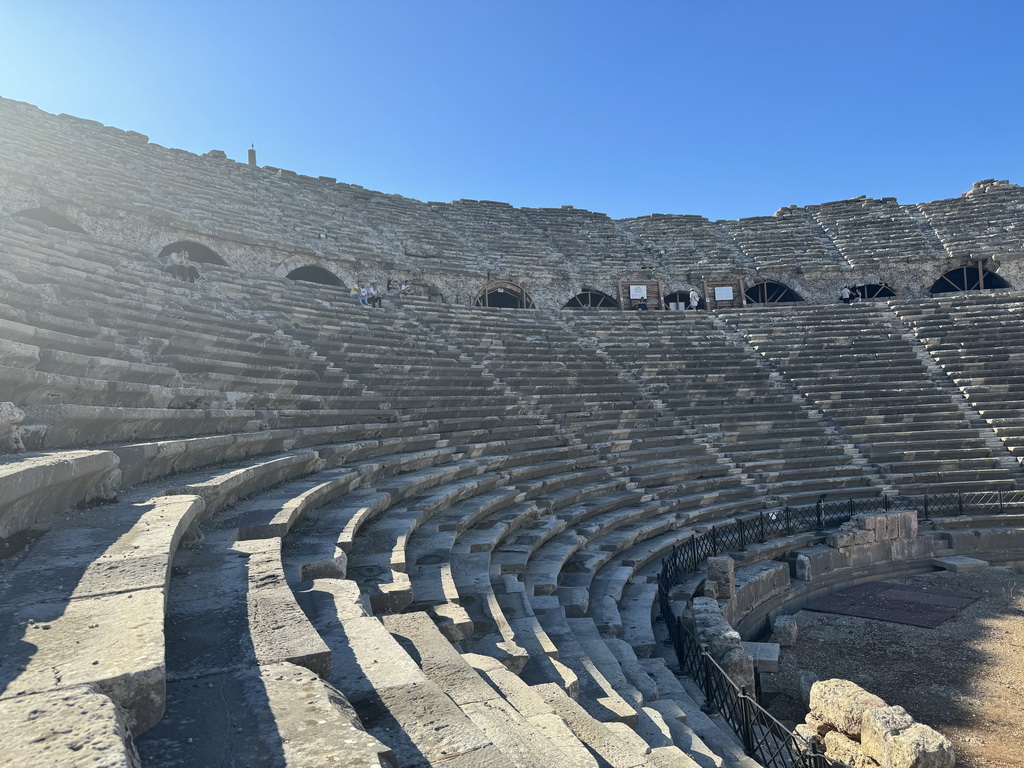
[
  {"xmin": 659, "ymin": 489, "xmax": 1024, "ymax": 593},
  {"xmin": 663, "ymin": 613, "xmax": 844, "ymax": 768},
  {"xmin": 657, "ymin": 486, "xmax": 1024, "ymax": 768}
]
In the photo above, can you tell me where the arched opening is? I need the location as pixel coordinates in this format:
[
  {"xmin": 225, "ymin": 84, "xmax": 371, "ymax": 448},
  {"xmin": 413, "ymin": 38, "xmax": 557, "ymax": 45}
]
[
  {"xmin": 14, "ymin": 207, "xmax": 85, "ymax": 233},
  {"xmin": 475, "ymin": 281, "xmax": 535, "ymax": 309},
  {"xmin": 157, "ymin": 241, "xmax": 227, "ymax": 266},
  {"xmin": 286, "ymin": 265, "xmax": 343, "ymax": 287},
  {"xmin": 563, "ymin": 290, "xmax": 619, "ymax": 309},
  {"xmin": 664, "ymin": 290, "xmax": 701, "ymax": 311},
  {"xmin": 744, "ymin": 281, "xmax": 803, "ymax": 304},
  {"xmin": 930, "ymin": 260, "xmax": 1011, "ymax": 294},
  {"xmin": 851, "ymin": 283, "xmax": 896, "ymax": 301}
]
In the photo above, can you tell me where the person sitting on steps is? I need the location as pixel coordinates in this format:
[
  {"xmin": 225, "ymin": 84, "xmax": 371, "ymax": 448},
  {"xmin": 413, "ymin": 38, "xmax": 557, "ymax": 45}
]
[{"xmin": 350, "ymin": 282, "xmax": 369, "ymax": 305}]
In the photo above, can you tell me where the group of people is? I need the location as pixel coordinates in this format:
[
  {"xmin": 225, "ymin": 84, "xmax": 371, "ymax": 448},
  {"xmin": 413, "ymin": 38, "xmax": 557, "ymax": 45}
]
[
  {"xmin": 839, "ymin": 286, "xmax": 861, "ymax": 304},
  {"xmin": 163, "ymin": 250, "xmax": 200, "ymax": 283},
  {"xmin": 350, "ymin": 279, "xmax": 412, "ymax": 307},
  {"xmin": 631, "ymin": 288, "xmax": 703, "ymax": 311}
]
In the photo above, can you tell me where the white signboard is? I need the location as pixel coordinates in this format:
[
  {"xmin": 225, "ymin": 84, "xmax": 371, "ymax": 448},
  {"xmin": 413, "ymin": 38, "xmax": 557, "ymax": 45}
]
[
  {"xmin": 629, "ymin": 285, "xmax": 648, "ymax": 299},
  {"xmin": 714, "ymin": 286, "xmax": 734, "ymax": 301}
]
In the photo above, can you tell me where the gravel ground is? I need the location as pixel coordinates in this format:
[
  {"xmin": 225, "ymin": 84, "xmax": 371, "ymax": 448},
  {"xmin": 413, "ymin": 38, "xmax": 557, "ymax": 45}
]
[{"xmin": 763, "ymin": 566, "xmax": 1024, "ymax": 768}]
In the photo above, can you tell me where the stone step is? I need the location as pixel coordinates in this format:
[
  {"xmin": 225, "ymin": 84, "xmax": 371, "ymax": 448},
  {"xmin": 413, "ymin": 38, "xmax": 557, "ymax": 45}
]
[
  {"xmin": 19, "ymin": 403, "xmax": 263, "ymax": 451},
  {"xmin": 1, "ymin": 685, "xmax": 142, "ymax": 768},
  {"xmin": 533, "ymin": 682, "xmax": 693, "ymax": 768},
  {"xmin": 383, "ymin": 611, "xmax": 588, "ymax": 768},
  {"xmin": 299, "ymin": 584, "xmax": 515, "ymax": 767},
  {"xmin": 0, "ymin": 493, "xmax": 204, "ymax": 733}
]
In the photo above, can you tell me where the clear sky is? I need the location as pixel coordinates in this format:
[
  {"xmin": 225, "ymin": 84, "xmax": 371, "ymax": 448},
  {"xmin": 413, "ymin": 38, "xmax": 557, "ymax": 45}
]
[{"xmin": 1, "ymin": 1, "xmax": 1021, "ymax": 221}]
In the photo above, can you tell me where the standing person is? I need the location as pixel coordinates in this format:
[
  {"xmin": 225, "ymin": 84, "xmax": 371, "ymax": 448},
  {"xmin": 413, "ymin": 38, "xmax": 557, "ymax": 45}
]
[
  {"xmin": 164, "ymin": 250, "xmax": 185, "ymax": 280},
  {"xmin": 840, "ymin": 286, "xmax": 852, "ymax": 304},
  {"xmin": 180, "ymin": 250, "xmax": 200, "ymax": 283},
  {"xmin": 689, "ymin": 288, "xmax": 700, "ymax": 311}
]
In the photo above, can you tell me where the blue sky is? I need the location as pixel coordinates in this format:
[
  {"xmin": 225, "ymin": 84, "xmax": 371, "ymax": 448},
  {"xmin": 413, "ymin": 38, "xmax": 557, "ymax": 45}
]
[{"xmin": 1, "ymin": 1, "xmax": 1021, "ymax": 221}]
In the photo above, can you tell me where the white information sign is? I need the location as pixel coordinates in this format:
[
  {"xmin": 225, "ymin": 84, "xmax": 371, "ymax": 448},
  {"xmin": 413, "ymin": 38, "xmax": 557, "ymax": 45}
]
[
  {"xmin": 629, "ymin": 285, "xmax": 648, "ymax": 299},
  {"xmin": 714, "ymin": 286, "xmax": 734, "ymax": 301}
]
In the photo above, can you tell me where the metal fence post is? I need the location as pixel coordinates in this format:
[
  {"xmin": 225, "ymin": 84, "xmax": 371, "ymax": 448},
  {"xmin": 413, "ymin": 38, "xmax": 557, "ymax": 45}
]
[
  {"xmin": 923, "ymin": 495, "xmax": 930, "ymax": 522},
  {"xmin": 759, "ymin": 511, "xmax": 766, "ymax": 543},
  {"xmin": 999, "ymin": 489, "xmax": 1004, "ymax": 514},
  {"xmin": 807, "ymin": 735, "xmax": 824, "ymax": 768},
  {"xmin": 738, "ymin": 518, "xmax": 746, "ymax": 551},
  {"xmin": 785, "ymin": 506, "xmax": 792, "ymax": 535},
  {"xmin": 883, "ymin": 494, "xmax": 890, "ymax": 512},
  {"xmin": 815, "ymin": 498, "xmax": 824, "ymax": 531},
  {"xmin": 738, "ymin": 687, "xmax": 756, "ymax": 756},
  {"xmin": 958, "ymin": 490, "xmax": 963, "ymax": 514},
  {"xmin": 700, "ymin": 654, "xmax": 717, "ymax": 714}
]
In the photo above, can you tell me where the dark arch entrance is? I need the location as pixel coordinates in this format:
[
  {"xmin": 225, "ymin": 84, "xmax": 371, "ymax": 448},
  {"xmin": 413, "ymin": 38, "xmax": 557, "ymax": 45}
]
[
  {"xmin": 563, "ymin": 290, "xmax": 618, "ymax": 309},
  {"xmin": 157, "ymin": 241, "xmax": 227, "ymax": 266},
  {"xmin": 851, "ymin": 283, "xmax": 896, "ymax": 300},
  {"xmin": 930, "ymin": 261, "xmax": 1011, "ymax": 294},
  {"xmin": 744, "ymin": 281, "xmax": 803, "ymax": 304},
  {"xmin": 664, "ymin": 291, "xmax": 701, "ymax": 311},
  {"xmin": 475, "ymin": 281, "xmax": 535, "ymax": 309},
  {"xmin": 14, "ymin": 207, "xmax": 85, "ymax": 233},
  {"xmin": 286, "ymin": 265, "xmax": 343, "ymax": 287}
]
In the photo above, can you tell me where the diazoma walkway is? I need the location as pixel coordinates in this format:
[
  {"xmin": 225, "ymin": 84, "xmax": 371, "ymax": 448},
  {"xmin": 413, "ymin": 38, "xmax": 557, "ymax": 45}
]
[{"xmin": 2, "ymin": 213, "xmax": 1024, "ymax": 766}]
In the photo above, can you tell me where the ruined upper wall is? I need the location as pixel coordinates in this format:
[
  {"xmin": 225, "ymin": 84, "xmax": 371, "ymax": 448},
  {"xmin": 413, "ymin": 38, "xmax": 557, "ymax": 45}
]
[{"xmin": 1, "ymin": 96, "xmax": 1022, "ymax": 305}]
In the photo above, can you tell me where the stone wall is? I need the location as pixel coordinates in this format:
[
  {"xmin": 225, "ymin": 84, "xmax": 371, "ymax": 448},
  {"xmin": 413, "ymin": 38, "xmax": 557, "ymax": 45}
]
[
  {"xmin": 799, "ymin": 679, "xmax": 955, "ymax": 768},
  {"xmin": 1, "ymin": 97, "xmax": 1022, "ymax": 307}
]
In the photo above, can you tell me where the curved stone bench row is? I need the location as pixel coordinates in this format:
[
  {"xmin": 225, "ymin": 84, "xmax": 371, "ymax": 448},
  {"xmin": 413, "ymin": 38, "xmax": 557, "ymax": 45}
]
[
  {"xmin": 143, "ymin": 429, "xmax": 688, "ymax": 764},
  {"xmin": 894, "ymin": 294, "xmax": 1024, "ymax": 465},
  {"xmin": 130, "ymin": 433, "xmax": 547, "ymax": 766},
  {"xmin": 572, "ymin": 312, "xmax": 883, "ymax": 504},
  {"xmin": 225, "ymin": 413, "xmax": 760, "ymax": 763},
  {"xmin": 721, "ymin": 303, "xmax": 1021, "ymax": 494}
]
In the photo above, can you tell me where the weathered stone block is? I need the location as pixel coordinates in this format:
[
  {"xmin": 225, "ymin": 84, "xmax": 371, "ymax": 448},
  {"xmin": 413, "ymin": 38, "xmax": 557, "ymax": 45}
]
[
  {"xmin": 861, "ymin": 705, "xmax": 955, "ymax": 768},
  {"xmin": 809, "ymin": 679, "xmax": 885, "ymax": 738},
  {"xmin": 706, "ymin": 555, "xmax": 735, "ymax": 598},
  {"xmin": 793, "ymin": 545, "xmax": 848, "ymax": 581},
  {"xmin": 0, "ymin": 684, "xmax": 141, "ymax": 767},
  {"xmin": 729, "ymin": 560, "xmax": 790, "ymax": 621},
  {"xmin": 771, "ymin": 614, "xmax": 798, "ymax": 646},
  {"xmin": 0, "ymin": 401, "xmax": 25, "ymax": 453},
  {"xmin": 824, "ymin": 730, "xmax": 881, "ymax": 768},
  {"xmin": 854, "ymin": 511, "xmax": 918, "ymax": 542},
  {"xmin": 828, "ymin": 527, "xmax": 876, "ymax": 548}
]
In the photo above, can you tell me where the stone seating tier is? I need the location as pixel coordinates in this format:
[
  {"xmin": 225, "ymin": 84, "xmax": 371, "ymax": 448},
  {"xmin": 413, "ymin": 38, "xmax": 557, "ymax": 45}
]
[
  {"xmin": 807, "ymin": 196, "xmax": 948, "ymax": 270},
  {"xmin": 7, "ymin": 219, "xmax": 1024, "ymax": 765}
]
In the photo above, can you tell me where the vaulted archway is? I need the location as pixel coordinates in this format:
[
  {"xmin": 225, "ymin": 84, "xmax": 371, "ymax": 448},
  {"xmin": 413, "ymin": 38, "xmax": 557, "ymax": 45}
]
[
  {"xmin": 286, "ymin": 265, "xmax": 343, "ymax": 287},
  {"xmin": 930, "ymin": 261, "xmax": 1010, "ymax": 294},
  {"xmin": 744, "ymin": 281, "xmax": 803, "ymax": 304},
  {"xmin": 14, "ymin": 207, "xmax": 85, "ymax": 233},
  {"xmin": 664, "ymin": 291, "xmax": 699, "ymax": 310},
  {"xmin": 563, "ymin": 290, "xmax": 618, "ymax": 309},
  {"xmin": 158, "ymin": 241, "xmax": 227, "ymax": 266},
  {"xmin": 850, "ymin": 283, "xmax": 897, "ymax": 300},
  {"xmin": 475, "ymin": 280, "xmax": 535, "ymax": 309}
]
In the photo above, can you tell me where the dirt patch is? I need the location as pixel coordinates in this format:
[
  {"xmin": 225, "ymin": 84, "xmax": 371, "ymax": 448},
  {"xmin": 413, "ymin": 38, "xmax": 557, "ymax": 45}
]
[{"xmin": 764, "ymin": 567, "xmax": 1024, "ymax": 768}]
